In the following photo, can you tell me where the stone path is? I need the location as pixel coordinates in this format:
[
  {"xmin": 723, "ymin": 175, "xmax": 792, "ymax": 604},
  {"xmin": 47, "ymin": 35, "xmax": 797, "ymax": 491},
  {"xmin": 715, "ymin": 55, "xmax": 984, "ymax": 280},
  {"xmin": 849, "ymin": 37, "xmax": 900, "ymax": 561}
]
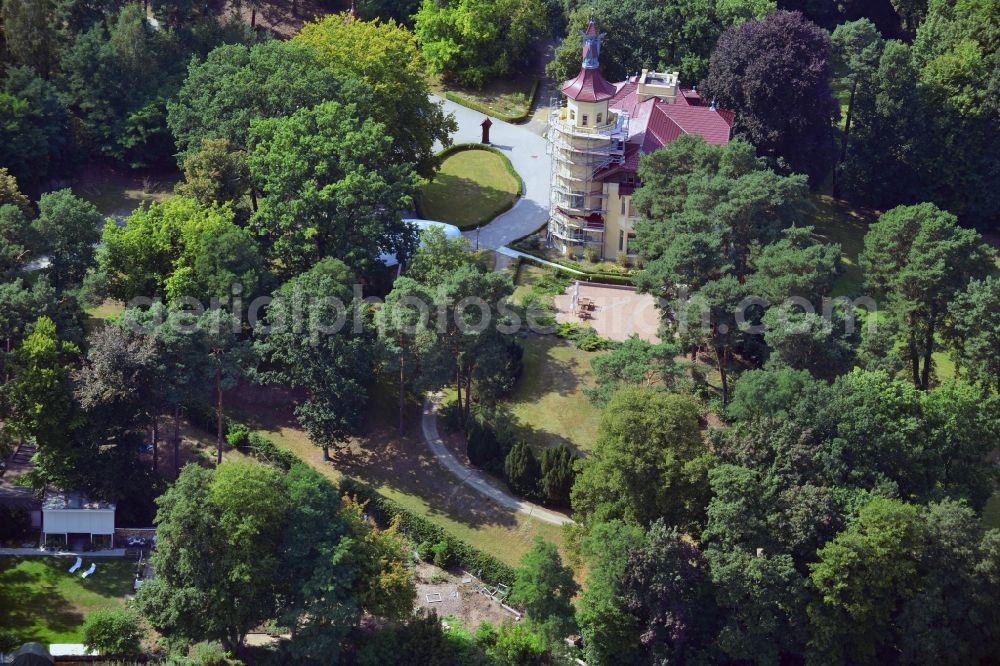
[
  {"xmin": 420, "ymin": 395, "xmax": 573, "ymax": 526},
  {"xmin": 432, "ymin": 95, "xmax": 551, "ymax": 250}
]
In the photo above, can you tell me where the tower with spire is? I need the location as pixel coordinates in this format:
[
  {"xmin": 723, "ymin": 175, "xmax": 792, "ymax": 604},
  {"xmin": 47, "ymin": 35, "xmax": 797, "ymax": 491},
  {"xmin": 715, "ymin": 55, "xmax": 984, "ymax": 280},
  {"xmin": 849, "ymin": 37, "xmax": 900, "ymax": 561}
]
[
  {"xmin": 546, "ymin": 19, "xmax": 628, "ymax": 259},
  {"xmin": 545, "ymin": 19, "xmax": 734, "ymax": 260}
]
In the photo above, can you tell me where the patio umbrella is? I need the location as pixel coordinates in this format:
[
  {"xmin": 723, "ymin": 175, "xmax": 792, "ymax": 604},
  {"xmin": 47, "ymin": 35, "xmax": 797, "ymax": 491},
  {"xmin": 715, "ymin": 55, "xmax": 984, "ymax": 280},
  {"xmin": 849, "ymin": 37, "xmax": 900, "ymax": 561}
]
[{"xmin": 571, "ymin": 281, "xmax": 580, "ymax": 311}]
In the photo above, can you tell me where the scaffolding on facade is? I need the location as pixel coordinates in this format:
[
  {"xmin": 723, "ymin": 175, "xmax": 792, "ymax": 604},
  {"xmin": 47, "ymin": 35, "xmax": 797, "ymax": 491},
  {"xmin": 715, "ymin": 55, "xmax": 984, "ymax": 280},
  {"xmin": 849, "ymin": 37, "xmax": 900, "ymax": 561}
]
[{"xmin": 545, "ymin": 97, "xmax": 629, "ymax": 252}]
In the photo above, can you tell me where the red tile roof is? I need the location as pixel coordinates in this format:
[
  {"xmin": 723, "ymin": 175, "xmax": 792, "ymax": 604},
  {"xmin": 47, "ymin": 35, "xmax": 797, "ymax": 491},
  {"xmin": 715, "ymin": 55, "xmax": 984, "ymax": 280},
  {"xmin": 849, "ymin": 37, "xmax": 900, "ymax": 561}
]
[
  {"xmin": 593, "ymin": 81, "xmax": 733, "ymax": 179},
  {"xmin": 561, "ymin": 68, "xmax": 618, "ymax": 102}
]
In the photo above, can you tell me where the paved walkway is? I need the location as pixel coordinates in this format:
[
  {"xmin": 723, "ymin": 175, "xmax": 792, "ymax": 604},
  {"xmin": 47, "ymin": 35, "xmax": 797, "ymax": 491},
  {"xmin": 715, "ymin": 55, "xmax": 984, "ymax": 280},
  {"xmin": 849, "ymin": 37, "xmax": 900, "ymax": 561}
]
[
  {"xmin": 432, "ymin": 96, "xmax": 550, "ymax": 250},
  {"xmin": 0, "ymin": 547, "xmax": 127, "ymax": 557},
  {"xmin": 420, "ymin": 395, "xmax": 573, "ymax": 526},
  {"xmin": 496, "ymin": 246, "xmax": 585, "ymax": 275}
]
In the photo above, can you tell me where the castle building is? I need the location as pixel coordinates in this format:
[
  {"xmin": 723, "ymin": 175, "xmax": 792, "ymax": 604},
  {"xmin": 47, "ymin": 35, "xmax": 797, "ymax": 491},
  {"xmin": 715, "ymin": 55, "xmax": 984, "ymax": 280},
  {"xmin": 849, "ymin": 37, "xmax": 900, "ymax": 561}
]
[{"xmin": 547, "ymin": 20, "xmax": 735, "ymax": 261}]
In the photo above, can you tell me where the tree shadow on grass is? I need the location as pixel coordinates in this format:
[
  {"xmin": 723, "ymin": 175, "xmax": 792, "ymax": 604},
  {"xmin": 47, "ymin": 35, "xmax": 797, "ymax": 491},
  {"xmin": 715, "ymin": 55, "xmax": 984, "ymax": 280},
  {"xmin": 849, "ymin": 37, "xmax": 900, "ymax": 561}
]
[
  {"xmin": 227, "ymin": 383, "xmax": 522, "ymax": 532},
  {"xmin": 0, "ymin": 560, "xmax": 85, "ymax": 642},
  {"xmin": 333, "ymin": 408, "xmax": 522, "ymax": 532},
  {"xmin": 420, "ymin": 172, "xmax": 518, "ymax": 230}
]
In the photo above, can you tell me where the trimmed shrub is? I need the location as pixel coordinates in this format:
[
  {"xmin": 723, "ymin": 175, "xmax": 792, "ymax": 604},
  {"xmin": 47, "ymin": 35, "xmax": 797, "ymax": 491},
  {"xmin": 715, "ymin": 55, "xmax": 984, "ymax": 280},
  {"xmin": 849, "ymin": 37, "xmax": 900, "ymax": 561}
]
[
  {"xmin": 416, "ymin": 540, "xmax": 435, "ymax": 562},
  {"xmin": 431, "ymin": 539, "xmax": 451, "ymax": 568},
  {"xmin": 539, "ymin": 445, "xmax": 576, "ymax": 507},
  {"xmin": 504, "ymin": 441, "xmax": 540, "ymax": 498},
  {"xmin": 439, "ymin": 401, "xmax": 465, "ymax": 434},
  {"xmin": 466, "ymin": 414, "xmax": 505, "ymax": 471},
  {"xmin": 340, "ymin": 478, "xmax": 515, "ymax": 587},
  {"xmin": 82, "ymin": 607, "xmax": 144, "ymax": 657}
]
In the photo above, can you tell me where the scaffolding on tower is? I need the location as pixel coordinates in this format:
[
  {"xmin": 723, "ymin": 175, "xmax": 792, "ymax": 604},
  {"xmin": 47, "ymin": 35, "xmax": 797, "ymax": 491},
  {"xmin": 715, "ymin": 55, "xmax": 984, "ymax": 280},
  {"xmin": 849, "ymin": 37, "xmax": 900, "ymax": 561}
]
[{"xmin": 545, "ymin": 97, "xmax": 629, "ymax": 254}]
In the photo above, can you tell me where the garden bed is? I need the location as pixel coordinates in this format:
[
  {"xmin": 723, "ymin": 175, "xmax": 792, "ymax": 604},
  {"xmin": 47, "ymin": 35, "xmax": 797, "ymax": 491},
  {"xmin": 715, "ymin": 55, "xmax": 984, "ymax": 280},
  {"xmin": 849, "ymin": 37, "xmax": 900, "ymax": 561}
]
[{"xmin": 435, "ymin": 77, "xmax": 540, "ymax": 123}]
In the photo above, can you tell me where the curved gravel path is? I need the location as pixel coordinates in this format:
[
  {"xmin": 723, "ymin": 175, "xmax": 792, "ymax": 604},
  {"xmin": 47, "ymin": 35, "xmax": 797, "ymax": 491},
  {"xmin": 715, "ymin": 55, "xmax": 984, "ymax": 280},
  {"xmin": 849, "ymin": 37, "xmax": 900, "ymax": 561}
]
[
  {"xmin": 417, "ymin": 95, "xmax": 574, "ymax": 525},
  {"xmin": 421, "ymin": 394, "xmax": 574, "ymax": 526}
]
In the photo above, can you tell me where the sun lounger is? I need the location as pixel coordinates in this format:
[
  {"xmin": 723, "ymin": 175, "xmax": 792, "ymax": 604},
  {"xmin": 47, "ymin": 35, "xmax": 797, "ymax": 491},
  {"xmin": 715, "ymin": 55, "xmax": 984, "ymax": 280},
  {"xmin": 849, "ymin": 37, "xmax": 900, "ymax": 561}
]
[
  {"xmin": 68, "ymin": 557, "xmax": 82, "ymax": 574},
  {"xmin": 81, "ymin": 563, "xmax": 96, "ymax": 578}
]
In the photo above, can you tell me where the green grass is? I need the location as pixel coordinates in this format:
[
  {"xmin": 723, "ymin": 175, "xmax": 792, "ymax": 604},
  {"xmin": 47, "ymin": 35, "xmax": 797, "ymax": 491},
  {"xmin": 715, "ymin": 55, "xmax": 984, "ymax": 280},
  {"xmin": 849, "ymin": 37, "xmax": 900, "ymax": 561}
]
[
  {"xmin": 419, "ymin": 149, "xmax": 520, "ymax": 230},
  {"xmin": 0, "ymin": 556, "xmax": 135, "ymax": 644},
  {"xmin": 809, "ymin": 193, "xmax": 876, "ymax": 297},
  {"xmin": 83, "ymin": 300, "xmax": 125, "ymax": 336},
  {"xmin": 227, "ymin": 381, "xmax": 565, "ymax": 567},
  {"xmin": 509, "ymin": 264, "xmax": 603, "ymax": 455},
  {"xmin": 507, "ymin": 335, "xmax": 603, "ymax": 456}
]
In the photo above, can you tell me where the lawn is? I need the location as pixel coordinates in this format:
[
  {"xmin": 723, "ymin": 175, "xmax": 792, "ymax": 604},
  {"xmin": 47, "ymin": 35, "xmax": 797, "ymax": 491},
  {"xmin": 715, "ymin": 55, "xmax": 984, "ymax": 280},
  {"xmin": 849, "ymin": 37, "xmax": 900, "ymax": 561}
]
[
  {"xmin": 71, "ymin": 163, "xmax": 178, "ymax": 220},
  {"xmin": 809, "ymin": 193, "xmax": 876, "ymax": 297},
  {"xmin": 0, "ymin": 556, "xmax": 135, "ymax": 644},
  {"xmin": 418, "ymin": 149, "xmax": 521, "ymax": 230},
  {"xmin": 509, "ymin": 264, "xmax": 604, "ymax": 454},
  {"xmin": 81, "ymin": 300, "xmax": 565, "ymax": 566},
  {"xmin": 506, "ymin": 336, "xmax": 603, "ymax": 456},
  {"xmin": 226, "ymin": 382, "xmax": 565, "ymax": 567},
  {"xmin": 433, "ymin": 76, "xmax": 538, "ymax": 123}
]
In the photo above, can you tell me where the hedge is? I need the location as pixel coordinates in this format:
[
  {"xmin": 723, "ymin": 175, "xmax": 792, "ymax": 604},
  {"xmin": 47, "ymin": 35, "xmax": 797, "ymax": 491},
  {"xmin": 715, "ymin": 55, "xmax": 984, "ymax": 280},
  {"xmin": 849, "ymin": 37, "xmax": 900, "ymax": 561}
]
[
  {"xmin": 340, "ymin": 477, "xmax": 516, "ymax": 588},
  {"xmin": 185, "ymin": 402, "xmax": 516, "ymax": 587},
  {"xmin": 185, "ymin": 402, "xmax": 297, "ymax": 471},
  {"xmin": 417, "ymin": 144, "xmax": 524, "ymax": 230},
  {"xmin": 512, "ymin": 248, "xmax": 638, "ymax": 287},
  {"xmin": 443, "ymin": 78, "xmax": 540, "ymax": 124}
]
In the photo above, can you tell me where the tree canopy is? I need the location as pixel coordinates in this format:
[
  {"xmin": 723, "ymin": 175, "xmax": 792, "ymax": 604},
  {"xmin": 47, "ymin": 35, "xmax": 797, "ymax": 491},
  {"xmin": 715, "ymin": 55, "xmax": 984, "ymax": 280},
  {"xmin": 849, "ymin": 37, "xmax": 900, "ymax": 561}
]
[{"xmin": 701, "ymin": 10, "xmax": 840, "ymax": 184}]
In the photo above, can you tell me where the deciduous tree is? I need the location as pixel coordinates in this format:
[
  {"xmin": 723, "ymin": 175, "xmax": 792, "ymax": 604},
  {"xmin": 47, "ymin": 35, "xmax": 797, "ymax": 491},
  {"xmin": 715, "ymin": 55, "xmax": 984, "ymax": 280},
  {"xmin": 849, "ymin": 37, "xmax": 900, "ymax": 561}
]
[
  {"xmin": 254, "ymin": 259, "xmax": 373, "ymax": 461},
  {"xmin": 572, "ymin": 386, "xmax": 713, "ymax": 529},
  {"xmin": 295, "ymin": 15, "xmax": 457, "ymax": 177},
  {"xmin": 509, "ymin": 537, "xmax": 578, "ymax": 641},
  {"xmin": 248, "ymin": 100, "xmax": 419, "ymax": 277},
  {"xmin": 167, "ymin": 41, "xmax": 351, "ymax": 161},
  {"xmin": 32, "ymin": 189, "xmax": 102, "ymax": 291},
  {"xmin": 701, "ymin": 10, "xmax": 840, "ymax": 184}
]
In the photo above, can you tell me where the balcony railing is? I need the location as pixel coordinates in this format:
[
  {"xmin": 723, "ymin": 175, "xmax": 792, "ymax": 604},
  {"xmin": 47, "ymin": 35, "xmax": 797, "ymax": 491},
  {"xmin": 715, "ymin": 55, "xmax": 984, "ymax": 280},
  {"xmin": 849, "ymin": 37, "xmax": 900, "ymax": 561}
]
[
  {"xmin": 551, "ymin": 207, "xmax": 606, "ymax": 231},
  {"xmin": 550, "ymin": 109, "xmax": 627, "ymax": 137}
]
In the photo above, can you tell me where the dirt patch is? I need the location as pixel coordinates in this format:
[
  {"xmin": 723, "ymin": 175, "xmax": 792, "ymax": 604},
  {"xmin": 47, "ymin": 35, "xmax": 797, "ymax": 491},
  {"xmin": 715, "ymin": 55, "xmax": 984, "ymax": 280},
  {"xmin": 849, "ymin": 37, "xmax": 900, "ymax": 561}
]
[
  {"xmin": 413, "ymin": 562, "xmax": 519, "ymax": 630},
  {"xmin": 222, "ymin": 0, "xmax": 341, "ymax": 38}
]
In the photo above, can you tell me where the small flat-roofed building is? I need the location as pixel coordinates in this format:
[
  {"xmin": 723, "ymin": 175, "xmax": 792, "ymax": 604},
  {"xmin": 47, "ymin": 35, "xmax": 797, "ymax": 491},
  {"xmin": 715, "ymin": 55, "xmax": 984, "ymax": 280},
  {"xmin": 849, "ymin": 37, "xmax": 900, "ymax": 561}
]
[{"xmin": 41, "ymin": 491, "xmax": 115, "ymax": 550}]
